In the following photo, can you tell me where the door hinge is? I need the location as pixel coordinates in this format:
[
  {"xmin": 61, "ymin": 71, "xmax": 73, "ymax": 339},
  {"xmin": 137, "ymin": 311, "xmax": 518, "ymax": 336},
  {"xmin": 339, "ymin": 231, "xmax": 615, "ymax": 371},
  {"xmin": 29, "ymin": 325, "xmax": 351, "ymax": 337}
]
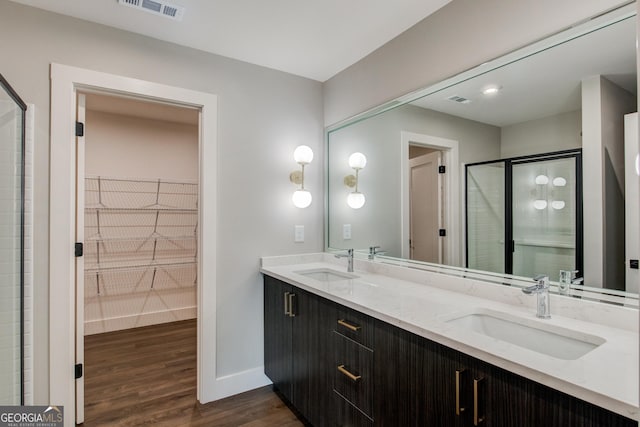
[
  {"xmin": 438, "ymin": 165, "xmax": 446, "ymax": 174},
  {"xmin": 630, "ymin": 259, "xmax": 639, "ymax": 269},
  {"xmin": 75, "ymin": 363, "xmax": 83, "ymax": 379},
  {"xmin": 75, "ymin": 242, "xmax": 83, "ymax": 257},
  {"xmin": 439, "ymin": 229, "xmax": 446, "ymax": 237},
  {"xmin": 75, "ymin": 121, "xmax": 84, "ymax": 137}
]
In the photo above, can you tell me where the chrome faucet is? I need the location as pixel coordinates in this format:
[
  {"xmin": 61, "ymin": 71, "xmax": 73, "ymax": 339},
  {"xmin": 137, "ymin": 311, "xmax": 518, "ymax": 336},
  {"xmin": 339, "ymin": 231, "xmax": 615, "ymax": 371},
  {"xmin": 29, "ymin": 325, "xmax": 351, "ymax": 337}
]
[
  {"xmin": 335, "ymin": 249, "xmax": 354, "ymax": 272},
  {"xmin": 522, "ymin": 275, "xmax": 551, "ymax": 319},
  {"xmin": 558, "ymin": 270, "xmax": 583, "ymax": 294},
  {"xmin": 368, "ymin": 246, "xmax": 382, "ymax": 260}
]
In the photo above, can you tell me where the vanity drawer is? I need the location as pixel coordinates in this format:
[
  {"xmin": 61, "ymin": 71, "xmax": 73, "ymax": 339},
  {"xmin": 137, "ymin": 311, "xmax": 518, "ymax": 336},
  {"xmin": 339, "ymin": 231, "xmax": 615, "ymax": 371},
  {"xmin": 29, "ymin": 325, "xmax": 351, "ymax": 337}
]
[
  {"xmin": 333, "ymin": 332, "xmax": 373, "ymax": 418},
  {"xmin": 335, "ymin": 306, "xmax": 374, "ymax": 349},
  {"xmin": 333, "ymin": 390, "xmax": 374, "ymax": 427}
]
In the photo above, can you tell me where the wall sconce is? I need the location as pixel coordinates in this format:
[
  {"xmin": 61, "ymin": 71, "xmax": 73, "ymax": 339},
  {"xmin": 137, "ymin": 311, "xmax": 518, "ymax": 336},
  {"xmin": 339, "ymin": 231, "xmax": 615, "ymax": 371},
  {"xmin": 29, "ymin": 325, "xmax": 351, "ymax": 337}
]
[
  {"xmin": 344, "ymin": 152, "xmax": 367, "ymax": 209},
  {"xmin": 290, "ymin": 145, "xmax": 313, "ymax": 208}
]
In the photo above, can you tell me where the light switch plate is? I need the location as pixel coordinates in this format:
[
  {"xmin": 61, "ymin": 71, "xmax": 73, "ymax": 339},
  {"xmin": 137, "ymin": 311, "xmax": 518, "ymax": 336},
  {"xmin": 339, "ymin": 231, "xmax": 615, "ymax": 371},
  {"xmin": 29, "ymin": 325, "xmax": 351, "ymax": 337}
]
[
  {"xmin": 294, "ymin": 225, "xmax": 304, "ymax": 243},
  {"xmin": 343, "ymin": 224, "xmax": 352, "ymax": 240}
]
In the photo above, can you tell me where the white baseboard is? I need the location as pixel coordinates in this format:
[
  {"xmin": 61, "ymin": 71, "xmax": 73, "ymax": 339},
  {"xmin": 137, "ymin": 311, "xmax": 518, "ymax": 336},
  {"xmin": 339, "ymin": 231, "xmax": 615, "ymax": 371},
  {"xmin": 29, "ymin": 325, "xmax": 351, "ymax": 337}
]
[
  {"xmin": 84, "ymin": 306, "xmax": 196, "ymax": 335},
  {"xmin": 200, "ymin": 366, "xmax": 272, "ymax": 403}
]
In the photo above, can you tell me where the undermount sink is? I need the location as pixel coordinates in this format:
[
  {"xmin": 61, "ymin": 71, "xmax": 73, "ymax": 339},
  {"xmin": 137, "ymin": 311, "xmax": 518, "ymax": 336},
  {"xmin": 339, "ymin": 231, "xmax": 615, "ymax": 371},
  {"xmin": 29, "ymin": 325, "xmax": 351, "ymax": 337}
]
[
  {"xmin": 294, "ymin": 268, "xmax": 358, "ymax": 282},
  {"xmin": 445, "ymin": 309, "xmax": 605, "ymax": 360}
]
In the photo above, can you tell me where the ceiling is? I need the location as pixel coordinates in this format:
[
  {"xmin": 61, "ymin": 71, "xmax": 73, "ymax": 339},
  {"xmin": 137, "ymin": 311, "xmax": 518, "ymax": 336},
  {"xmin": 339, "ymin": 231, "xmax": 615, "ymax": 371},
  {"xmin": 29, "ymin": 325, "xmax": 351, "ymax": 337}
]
[
  {"xmin": 9, "ymin": 0, "xmax": 451, "ymax": 82},
  {"xmin": 411, "ymin": 15, "xmax": 637, "ymax": 127}
]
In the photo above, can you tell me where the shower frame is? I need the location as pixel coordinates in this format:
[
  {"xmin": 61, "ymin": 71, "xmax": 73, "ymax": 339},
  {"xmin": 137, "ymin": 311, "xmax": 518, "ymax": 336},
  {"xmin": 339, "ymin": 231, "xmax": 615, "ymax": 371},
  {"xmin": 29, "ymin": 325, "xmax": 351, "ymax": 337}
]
[
  {"xmin": 465, "ymin": 148, "xmax": 583, "ymax": 279},
  {"xmin": 0, "ymin": 72, "xmax": 26, "ymax": 404}
]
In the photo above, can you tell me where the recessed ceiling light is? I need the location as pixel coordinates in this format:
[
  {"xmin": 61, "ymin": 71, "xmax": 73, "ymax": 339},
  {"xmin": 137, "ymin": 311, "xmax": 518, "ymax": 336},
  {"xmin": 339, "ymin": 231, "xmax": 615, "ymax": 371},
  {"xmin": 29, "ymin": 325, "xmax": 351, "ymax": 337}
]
[{"xmin": 482, "ymin": 85, "xmax": 502, "ymax": 96}]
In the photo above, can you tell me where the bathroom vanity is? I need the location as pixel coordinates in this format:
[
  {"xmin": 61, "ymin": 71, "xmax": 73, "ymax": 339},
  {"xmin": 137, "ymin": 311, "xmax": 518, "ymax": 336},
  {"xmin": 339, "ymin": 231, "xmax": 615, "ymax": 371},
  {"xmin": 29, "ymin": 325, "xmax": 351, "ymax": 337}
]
[{"xmin": 261, "ymin": 254, "xmax": 638, "ymax": 426}]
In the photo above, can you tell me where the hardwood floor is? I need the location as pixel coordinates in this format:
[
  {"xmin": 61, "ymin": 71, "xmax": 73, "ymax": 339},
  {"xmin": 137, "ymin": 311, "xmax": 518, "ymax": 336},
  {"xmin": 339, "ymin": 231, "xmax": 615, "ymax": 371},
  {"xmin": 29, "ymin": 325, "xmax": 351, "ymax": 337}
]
[{"xmin": 82, "ymin": 319, "xmax": 303, "ymax": 426}]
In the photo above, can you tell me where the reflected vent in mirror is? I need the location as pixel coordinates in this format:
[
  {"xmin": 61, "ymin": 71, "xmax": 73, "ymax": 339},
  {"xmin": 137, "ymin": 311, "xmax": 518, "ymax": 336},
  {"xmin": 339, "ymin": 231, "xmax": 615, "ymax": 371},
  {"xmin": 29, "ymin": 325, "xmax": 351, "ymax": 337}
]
[
  {"xmin": 118, "ymin": 0, "xmax": 185, "ymax": 21},
  {"xmin": 446, "ymin": 95, "xmax": 472, "ymax": 104}
]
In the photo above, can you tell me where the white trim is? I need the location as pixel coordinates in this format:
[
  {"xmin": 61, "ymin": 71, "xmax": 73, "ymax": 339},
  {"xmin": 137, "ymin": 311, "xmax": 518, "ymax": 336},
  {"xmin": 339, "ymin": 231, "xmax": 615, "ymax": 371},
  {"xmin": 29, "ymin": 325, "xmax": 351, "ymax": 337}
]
[
  {"xmin": 50, "ymin": 63, "xmax": 218, "ymax": 426},
  {"xmin": 84, "ymin": 307, "xmax": 197, "ymax": 335},
  {"xmin": 24, "ymin": 104, "xmax": 35, "ymax": 406},
  {"xmin": 400, "ymin": 132, "xmax": 460, "ymax": 266}
]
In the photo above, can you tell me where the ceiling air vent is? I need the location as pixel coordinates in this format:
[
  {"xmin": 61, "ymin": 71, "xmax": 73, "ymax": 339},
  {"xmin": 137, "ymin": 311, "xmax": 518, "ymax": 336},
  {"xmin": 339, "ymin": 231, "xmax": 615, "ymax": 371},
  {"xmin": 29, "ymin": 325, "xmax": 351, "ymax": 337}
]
[
  {"xmin": 446, "ymin": 95, "xmax": 471, "ymax": 104},
  {"xmin": 118, "ymin": 0, "xmax": 185, "ymax": 21}
]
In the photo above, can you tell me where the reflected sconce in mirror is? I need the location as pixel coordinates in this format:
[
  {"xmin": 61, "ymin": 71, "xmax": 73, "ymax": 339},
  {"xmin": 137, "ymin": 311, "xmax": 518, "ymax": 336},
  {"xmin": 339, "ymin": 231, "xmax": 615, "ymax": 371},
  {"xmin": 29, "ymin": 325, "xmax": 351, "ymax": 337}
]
[
  {"xmin": 535, "ymin": 175, "xmax": 549, "ymax": 185},
  {"xmin": 290, "ymin": 145, "xmax": 313, "ymax": 208},
  {"xmin": 533, "ymin": 200, "xmax": 548, "ymax": 210},
  {"xmin": 552, "ymin": 177, "xmax": 567, "ymax": 187},
  {"xmin": 345, "ymin": 152, "xmax": 367, "ymax": 209},
  {"xmin": 551, "ymin": 200, "xmax": 565, "ymax": 210}
]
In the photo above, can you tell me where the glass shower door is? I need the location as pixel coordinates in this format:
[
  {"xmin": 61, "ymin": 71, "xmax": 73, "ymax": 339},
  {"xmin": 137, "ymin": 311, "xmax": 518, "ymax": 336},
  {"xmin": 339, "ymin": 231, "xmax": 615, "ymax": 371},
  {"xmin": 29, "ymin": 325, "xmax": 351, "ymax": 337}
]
[
  {"xmin": 0, "ymin": 74, "xmax": 25, "ymax": 405},
  {"xmin": 466, "ymin": 161, "xmax": 505, "ymax": 274},
  {"xmin": 511, "ymin": 157, "xmax": 578, "ymax": 282}
]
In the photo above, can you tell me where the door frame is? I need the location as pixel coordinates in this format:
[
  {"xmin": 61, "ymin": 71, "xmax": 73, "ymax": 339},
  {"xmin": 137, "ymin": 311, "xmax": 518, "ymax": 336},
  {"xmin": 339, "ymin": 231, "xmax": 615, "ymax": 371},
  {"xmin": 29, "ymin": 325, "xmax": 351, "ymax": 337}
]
[
  {"xmin": 400, "ymin": 131, "xmax": 459, "ymax": 265},
  {"xmin": 50, "ymin": 63, "xmax": 218, "ymax": 424}
]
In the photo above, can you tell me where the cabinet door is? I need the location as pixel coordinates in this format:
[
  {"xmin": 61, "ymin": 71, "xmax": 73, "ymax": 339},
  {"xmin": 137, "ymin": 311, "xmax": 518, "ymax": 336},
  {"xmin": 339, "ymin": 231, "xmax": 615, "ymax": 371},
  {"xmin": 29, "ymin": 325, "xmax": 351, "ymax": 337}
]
[
  {"xmin": 292, "ymin": 288, "xmax": 336, "ymax": 426},
  {"xmin": 264, "ymin": 276, "xmax": 293, "ymax": 401}
]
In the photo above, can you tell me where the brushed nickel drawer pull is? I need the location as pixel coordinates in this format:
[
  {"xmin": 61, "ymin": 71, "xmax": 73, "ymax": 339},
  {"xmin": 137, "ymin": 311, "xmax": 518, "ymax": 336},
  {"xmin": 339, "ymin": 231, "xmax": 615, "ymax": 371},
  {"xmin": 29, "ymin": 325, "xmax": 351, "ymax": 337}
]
[
  {"xmin": 337, "ymin": 319, "xmax": 361, "ymax": 331},
  {"xmin": 337, "ymin": 364, "xmax": 361, "ymax": 382},
  {"xmin": 283, "ymin": 292, "xmax": 290, "ymax": 316},
  {"xmin": 288, "ymin": 293, "xmax": 296, "ymax": 317},
  {"xmin": 455, "ymin": 369, "xmax": 466, "ymax": 416},
  {"xmin": 473, "ymin": 377, "xmax": 485, "ymax": 426}
]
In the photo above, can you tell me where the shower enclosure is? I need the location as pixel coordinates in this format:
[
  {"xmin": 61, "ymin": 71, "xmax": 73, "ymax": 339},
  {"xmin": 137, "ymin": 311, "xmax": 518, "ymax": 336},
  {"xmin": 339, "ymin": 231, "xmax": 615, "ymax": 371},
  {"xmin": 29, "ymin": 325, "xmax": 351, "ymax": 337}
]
[
  {"xmin": 0, "ymin": 73, "xmax": 26, "ymax": 405},
  {"xmin": 466, "ymin": 150, "xmax": 583, "ymax": 282}
]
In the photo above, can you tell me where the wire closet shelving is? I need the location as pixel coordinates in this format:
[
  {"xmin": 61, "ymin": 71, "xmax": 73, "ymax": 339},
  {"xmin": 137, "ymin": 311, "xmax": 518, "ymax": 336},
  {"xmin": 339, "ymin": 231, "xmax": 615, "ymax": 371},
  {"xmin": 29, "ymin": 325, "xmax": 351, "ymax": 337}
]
[{"xmin": 84, "ymin": 176, "xmax": 198, "ymax": 298}]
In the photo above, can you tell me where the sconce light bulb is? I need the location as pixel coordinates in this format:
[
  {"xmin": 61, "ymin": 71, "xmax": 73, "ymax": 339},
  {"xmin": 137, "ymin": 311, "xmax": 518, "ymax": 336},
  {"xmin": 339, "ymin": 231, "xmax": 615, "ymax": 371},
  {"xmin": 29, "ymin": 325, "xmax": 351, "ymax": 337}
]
[
  {"xmin": 551, "ymin": 200, "xmax": 565, "ymax": 210},
  {"xmin": 348, "ymin": 152, "xmax": 367, "ymax": 170},
  {"xmin": 347, "ymin": 192, "xmax": 366, "ymax": 209},
  {"xmin": 293, "ymin": 145, "xmax": 314, "ymax": 165},
  {"xmin": 534, "ymin": 175, "xmax": 549, "ymax": 185},
  {"xmin": 292, "ymin": 189, "xmax": 312, "ymax": 208},
  {"xmin": 533, "ymin": 200, "xmax": 548, "ymax": 210},
  {"xmin": 552, "ymin": 177, "xmax": 566, "ymax": 187}
]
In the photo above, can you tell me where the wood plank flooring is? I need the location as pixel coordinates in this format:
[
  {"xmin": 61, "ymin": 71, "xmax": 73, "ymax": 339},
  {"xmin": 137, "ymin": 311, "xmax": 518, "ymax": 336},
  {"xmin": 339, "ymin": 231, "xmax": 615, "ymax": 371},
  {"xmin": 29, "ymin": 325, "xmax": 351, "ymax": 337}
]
[{"xmin": 82, "ymin": 319, "xmax": 303, "ymax": 426}]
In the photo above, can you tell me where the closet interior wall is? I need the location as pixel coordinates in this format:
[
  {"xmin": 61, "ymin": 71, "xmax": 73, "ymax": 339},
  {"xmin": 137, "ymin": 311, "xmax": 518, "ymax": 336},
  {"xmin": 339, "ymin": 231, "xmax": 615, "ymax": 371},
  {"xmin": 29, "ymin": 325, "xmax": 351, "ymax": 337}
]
[{"xmin": 83, "ymin": 95, "xmax": 199, "ymax": 335}]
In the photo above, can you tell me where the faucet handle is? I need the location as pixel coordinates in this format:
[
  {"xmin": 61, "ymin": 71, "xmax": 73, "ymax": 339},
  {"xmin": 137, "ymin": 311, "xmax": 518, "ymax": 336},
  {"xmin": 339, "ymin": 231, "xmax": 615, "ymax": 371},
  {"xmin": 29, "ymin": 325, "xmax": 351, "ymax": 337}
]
[{"xmin": 533, "ymin": 274, "xmax": 549, "ymax": 287}]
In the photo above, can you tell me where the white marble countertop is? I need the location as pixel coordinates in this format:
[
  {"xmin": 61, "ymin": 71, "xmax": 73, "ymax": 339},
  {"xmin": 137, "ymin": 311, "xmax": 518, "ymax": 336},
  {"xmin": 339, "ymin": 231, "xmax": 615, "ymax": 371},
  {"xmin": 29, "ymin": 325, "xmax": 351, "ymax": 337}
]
[{"xmin": 260, "ymin": 253, "xmax": 639, "ymax": 420}]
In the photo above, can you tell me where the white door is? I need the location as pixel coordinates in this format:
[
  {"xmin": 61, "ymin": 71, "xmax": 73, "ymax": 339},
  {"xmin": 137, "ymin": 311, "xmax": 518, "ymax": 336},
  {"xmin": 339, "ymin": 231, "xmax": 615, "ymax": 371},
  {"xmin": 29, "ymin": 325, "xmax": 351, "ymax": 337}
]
[
  {"xmin": 409, "ymin": 151, "xmax": 443, "ymax": 263},
  {"xmin": 75, "ymin": 93, "xmax": 86, "ymax": 424}
]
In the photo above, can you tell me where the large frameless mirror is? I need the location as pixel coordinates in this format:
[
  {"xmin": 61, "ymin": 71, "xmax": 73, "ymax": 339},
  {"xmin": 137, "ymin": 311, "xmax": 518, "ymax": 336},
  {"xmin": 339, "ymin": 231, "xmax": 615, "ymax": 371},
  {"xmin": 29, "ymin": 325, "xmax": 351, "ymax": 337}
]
[
  {"xmin": 327, "ymin": 4, "xmax": 638, "ymax": 303},
  {"xmin": 0, "ymin": 73, "xmax": 26, "ymax": 404}
]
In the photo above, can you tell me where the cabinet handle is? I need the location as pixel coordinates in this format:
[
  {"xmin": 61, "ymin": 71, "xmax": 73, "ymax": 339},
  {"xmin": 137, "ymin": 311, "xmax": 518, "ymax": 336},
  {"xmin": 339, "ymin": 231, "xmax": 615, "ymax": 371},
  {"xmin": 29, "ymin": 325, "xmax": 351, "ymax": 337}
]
[
  {"xmin": 337, "ymin": 319, "xmax": 361, "ymax": 331},
  {"xmin": 283, "ymin": 292, "xmax": 290, "ymax": 316},
  {"xmin": 337, "ymin": 364, "xmax": 361, "ymax": 382},
  {"xmin": 455, "ymin": 369, "xmax": 466, "ymax": 415},
  {"xmin": 473, "ymin": 377, "xmax": 485, "ymax": 426},
  {"xmin": 288, "ymin": 293, "xmax": 296, "ymax": 317}
]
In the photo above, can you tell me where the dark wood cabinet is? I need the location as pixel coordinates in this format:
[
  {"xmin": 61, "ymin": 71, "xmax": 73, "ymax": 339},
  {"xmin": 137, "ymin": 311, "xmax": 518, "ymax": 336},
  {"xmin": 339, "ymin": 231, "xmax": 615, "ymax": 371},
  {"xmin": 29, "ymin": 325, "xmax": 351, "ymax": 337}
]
[
  {"xmin": 264, "ymin": 275, "xmax": 335, "ymax": 426},
  {"xmin": 264, "ymin": 275, "xmax": 636, "ymax": 427}
]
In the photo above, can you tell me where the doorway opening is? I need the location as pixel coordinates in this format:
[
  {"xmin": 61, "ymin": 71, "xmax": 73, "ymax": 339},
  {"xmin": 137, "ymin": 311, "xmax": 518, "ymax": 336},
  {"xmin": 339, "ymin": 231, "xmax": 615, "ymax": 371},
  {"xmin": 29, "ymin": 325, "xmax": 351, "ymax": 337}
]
[
  {"xmin": 401, "ymin": 132, "xmax": 460, "ymax": 266},
  {"xmin": 76, "ymin": 91, "xmax": 200, "ymax": 423}
]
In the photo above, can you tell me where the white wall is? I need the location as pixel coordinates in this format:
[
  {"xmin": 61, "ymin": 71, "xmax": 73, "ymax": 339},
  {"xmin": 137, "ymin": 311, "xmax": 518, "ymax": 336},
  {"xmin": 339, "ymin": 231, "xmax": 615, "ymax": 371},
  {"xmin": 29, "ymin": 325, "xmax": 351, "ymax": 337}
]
[
  {"xmin": 0, "ymin": 1, "xmax": 323, "ymax": 403},
  {"xmin": 324, "ymin": 0, "xmax": 629, "ymax": 126},
  {"xmin": 582, "ymin": 76, "xmax": 636, "ymax": 288},
  {"xmin": 500, "ymin": 110, "xmax": 582, "ymax": 158},
  {"xmin": 83, "ymin": 109, "xmax": 199, "ymax": 334},
  {"xmin": 328, "ymin": 104, "xmax": 500, "ymax": 258}
]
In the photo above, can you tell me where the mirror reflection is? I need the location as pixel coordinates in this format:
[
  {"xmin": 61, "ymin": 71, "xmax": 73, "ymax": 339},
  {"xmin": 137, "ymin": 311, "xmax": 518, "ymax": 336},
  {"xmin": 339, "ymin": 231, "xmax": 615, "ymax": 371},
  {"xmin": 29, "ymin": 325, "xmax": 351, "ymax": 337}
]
[{"xmin": 327, "ymin": 8, "xmax": 638, "ymax": 294}]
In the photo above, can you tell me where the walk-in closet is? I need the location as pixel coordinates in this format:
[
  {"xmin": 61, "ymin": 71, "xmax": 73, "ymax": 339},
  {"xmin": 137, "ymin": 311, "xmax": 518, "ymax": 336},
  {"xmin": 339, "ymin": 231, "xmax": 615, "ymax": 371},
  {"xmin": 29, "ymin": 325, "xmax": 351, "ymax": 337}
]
[{"xmin": 80, "ymin": 92, "xmax": 200, "ymax": 423}]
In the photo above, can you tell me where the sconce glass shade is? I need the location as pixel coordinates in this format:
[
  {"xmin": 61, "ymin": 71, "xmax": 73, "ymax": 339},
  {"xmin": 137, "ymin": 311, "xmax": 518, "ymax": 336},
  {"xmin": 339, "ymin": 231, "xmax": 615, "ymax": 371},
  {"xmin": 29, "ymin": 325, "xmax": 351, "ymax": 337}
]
[
  {"xmin": 551, "ymin": 200, "xmax": 565, "ymax": 210},
  {"xmin": 535, "ymin": 175, "xmax": 549, "ymax": 185},
  {"xmin": 348, "ymin": 152, "xmax": 367, "ymax": 169},
  {"xmin": 533, "ymin": 200, "xmax": 548, "ymax": 210},
  {"xmin": 294, "ymin": 145, "xmax": 314, "ymax": 164},
  {"xmin": 292, "ymin": 189, "xmax": 312, "ymax": 208},
  {"xmin": 347, "ymin": 192, "xmax": 366, "ymax": 209},
  {"xmin": 552, "ymin": 177, "xmax": 567, "ymax": 187}
]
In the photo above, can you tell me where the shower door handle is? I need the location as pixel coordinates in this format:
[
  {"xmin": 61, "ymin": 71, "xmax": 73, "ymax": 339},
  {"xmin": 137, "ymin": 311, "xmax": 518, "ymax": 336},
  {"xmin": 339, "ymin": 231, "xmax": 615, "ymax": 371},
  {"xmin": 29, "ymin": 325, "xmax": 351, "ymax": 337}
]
[{"xmin": 511, "ymin": 240, "xmax": 515, "ymax": 253}]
